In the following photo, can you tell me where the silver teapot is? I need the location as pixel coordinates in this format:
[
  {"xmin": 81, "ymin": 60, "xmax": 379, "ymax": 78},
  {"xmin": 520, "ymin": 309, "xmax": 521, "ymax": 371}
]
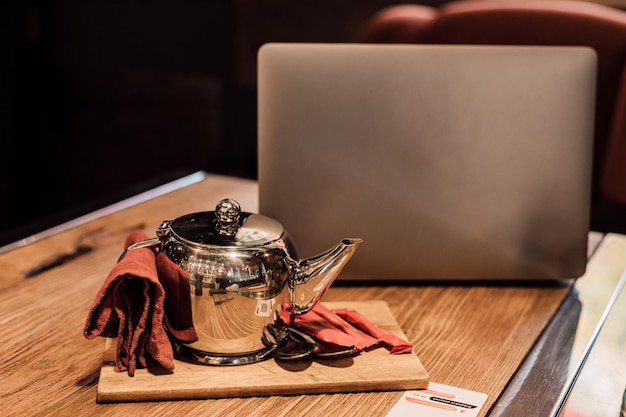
[{"xmin": 123, "ymin": 198, "xmax": 362, "ymax": 365}]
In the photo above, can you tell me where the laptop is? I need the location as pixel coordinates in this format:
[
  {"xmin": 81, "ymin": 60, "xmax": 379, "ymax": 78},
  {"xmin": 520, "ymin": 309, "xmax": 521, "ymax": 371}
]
[{"xmin": 257, "ymin": 43, "xmax": 596, "ymax": 280}]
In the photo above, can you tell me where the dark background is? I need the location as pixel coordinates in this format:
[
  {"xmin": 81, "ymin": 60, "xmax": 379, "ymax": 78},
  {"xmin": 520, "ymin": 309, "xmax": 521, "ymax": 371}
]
[
  {"xmin": 2, "ymin": 0, "xmax": 625, "ymax": 247},
  {"xmin": 1, "ymin": 0, "xmax": 419, "ymax": 246}
]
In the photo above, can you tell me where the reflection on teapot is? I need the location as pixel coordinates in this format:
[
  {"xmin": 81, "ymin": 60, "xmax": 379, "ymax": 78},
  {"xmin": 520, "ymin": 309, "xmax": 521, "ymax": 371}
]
[{"xmin": 122, "ymin": 198, "xmax": 362, "ymax": 365}]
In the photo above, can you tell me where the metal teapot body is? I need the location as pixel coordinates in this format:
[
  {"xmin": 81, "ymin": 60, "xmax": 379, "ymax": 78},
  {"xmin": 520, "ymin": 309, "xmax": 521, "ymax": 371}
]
[{"xmin": 124, "ymin": 199, "xmax": 362, "ymax": 365}]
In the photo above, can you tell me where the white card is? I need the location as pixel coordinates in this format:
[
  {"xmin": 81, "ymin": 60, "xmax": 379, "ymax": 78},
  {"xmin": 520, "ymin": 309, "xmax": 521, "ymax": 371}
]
[{"xmin": 385, "ymin": 382, "xmax": 488, "ymax": 417}]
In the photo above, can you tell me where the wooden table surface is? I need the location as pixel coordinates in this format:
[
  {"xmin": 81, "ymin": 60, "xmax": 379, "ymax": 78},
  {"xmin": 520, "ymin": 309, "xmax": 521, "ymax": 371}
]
[{"xmin": 0, "ymin": 173, "xmax": 589, "ymax": 417}]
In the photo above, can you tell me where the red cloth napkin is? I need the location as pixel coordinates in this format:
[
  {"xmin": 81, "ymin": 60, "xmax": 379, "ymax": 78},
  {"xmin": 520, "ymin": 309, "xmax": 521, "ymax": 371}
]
[
  {"xmin": 84, "ymin": 231, "xmax": 198, "ymax": 376},
  {"xmin": 278, "ymin": 302, "xmax": 413, "ymax": 355},
  {"xmin": 334, "ymin": 308, "xmax": 413, "ymax": 354}
]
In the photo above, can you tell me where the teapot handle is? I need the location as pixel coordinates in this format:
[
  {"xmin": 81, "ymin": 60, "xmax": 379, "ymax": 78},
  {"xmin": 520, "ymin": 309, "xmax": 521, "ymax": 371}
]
[{"xmin": 117, "ymin": 237, "xmax": 161, "ymax": 262}]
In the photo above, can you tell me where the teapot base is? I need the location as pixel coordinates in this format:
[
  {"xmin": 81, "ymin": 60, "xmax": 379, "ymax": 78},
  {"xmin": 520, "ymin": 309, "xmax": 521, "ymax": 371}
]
[{"xmin": 172, "ymin": 340, "xmax": 276, "ymax": 366}]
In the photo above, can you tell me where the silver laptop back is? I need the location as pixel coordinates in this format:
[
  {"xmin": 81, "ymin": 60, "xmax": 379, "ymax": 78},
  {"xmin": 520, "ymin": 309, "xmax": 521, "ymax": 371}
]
[{"xmin": 258, "ymin": 43, "xmax": 596, "ymax": 280}]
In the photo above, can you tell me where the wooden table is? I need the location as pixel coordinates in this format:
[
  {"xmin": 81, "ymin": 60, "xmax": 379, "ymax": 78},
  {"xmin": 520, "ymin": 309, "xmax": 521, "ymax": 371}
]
[{"xmin": 0, "ymin": 173, "xmax": 623, "ymax": 417}]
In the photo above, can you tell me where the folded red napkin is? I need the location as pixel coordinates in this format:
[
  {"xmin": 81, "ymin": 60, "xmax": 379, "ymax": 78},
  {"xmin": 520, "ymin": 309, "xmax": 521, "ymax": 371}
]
[
  {"xmin": 334, "ymin": 308, "xmax": 413, "ymax": 354},
  {"xmin": 84, "ymin": 231, "xmax": 198, "ymax": 376},
  {"xmin": 278, "ymin": 302, "xmax": 413, "ymax": 355}
]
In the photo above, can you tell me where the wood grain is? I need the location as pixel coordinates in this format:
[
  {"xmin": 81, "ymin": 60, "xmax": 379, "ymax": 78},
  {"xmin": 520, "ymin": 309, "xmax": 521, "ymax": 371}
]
[{"xmin": 0, "ymin": 174, "xmax": 576, "ymax": 417}]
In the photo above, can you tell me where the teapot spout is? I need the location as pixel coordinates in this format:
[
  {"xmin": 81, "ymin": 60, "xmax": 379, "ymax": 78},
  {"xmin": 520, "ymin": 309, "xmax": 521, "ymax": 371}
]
[{"xmin": 290, "ymin": 238, "xmax": 363, "ymax": 315}]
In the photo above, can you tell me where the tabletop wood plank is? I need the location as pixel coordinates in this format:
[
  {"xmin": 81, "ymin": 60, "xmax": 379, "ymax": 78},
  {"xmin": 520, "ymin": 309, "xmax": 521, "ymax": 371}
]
[{"xmin": 0, "ymin": 174, "xmax": 571, "ymax": 417}]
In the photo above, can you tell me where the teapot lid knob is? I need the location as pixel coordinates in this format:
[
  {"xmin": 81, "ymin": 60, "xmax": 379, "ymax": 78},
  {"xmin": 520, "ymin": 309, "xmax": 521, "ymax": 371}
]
[
  {"xmin": 166, "ymin": 198, "xmax": 284, "ymax": 246},
  {"xmin": 215, "ymin": 198, "xmax": 241, "ymax": 236}
]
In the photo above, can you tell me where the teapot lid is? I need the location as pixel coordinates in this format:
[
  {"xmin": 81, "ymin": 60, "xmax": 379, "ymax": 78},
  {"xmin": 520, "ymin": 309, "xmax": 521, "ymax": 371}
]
[{"xmin": 166, "ymin": 198, "xmax": 284, "ymax": 247}]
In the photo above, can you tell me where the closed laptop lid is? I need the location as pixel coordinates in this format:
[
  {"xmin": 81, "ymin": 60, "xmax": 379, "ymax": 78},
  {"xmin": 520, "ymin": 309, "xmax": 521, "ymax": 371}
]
[{"xmin": 258, "ymin": 43, "xmax": 596, "ymax": 280}]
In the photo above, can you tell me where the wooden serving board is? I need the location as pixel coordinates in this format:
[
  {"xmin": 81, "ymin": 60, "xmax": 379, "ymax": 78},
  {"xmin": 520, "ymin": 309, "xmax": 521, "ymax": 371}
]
[{"xmin": 97, "ymin": 300, "xmax": 429, "ymax": 402}]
